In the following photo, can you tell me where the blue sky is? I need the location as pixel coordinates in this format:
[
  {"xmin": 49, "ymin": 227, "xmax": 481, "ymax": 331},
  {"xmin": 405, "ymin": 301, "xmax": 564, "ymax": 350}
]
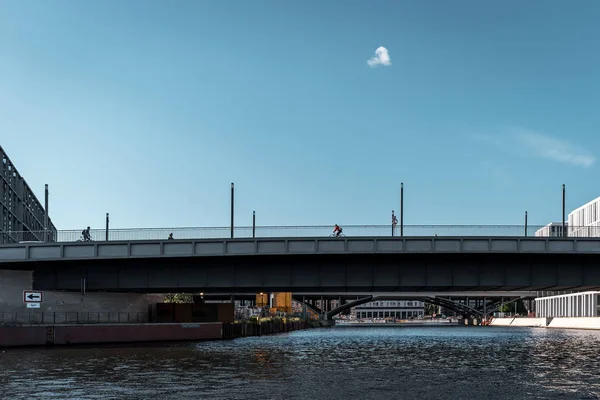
[{"xmin": 1, "ymin": 0, "xmax": 599, "ymax": 229}]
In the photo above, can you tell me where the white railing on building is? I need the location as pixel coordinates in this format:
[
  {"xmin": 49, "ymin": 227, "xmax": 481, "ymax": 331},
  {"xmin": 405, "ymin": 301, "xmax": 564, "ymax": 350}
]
[{"xmin": 535, "ymin": 291, "xmax": 600, "ymax": 318}]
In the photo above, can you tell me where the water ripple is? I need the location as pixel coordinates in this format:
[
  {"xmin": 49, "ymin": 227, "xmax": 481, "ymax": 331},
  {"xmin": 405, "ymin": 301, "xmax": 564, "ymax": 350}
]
[{"xmin": 1, "ymin": 326, "xmax": 600, "ymax": 399}]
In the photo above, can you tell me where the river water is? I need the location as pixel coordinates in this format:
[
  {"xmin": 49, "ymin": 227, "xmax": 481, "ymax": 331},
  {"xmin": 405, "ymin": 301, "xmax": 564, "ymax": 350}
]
[{"xmin": 1, "ymin": 326, "xmax": 600, "ymax": 399}]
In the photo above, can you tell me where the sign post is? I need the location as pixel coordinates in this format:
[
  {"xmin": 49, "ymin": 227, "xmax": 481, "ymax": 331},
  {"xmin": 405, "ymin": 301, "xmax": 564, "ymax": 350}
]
[{"xmin": 23, "ymin": 290, "xmax": 43, "ymax": 303}]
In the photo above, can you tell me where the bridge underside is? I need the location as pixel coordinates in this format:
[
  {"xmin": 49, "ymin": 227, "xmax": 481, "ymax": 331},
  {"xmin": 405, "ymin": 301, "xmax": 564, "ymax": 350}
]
[{"xmin": 28, "ymin": 253, "xmax": 600, "ymax": 293}]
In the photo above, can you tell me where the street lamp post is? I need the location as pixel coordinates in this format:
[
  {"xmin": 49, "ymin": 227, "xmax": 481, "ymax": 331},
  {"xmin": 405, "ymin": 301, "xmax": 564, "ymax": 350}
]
[
  {"xmin": 562, "ymin": 184, "xmax": 566, "ymax": 237},
  {"xmin": 230, "ymin": 183, "xmax": 235, "ymax": 239},
  {"xmin": 105, "ymin": 213, "xmax": 110, "ymax": 241},
  {"xmin": 44, "ymin": 184, "xmax": 49, "ymax": 242},
  {"xmin": 400, "ymin": 183, "xmax": 404, "ymax": 237}
]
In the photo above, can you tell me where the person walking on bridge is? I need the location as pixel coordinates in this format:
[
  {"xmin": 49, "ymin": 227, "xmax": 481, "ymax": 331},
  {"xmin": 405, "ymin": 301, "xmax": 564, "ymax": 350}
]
[{"xmin": 82, "ymin": 226, "xmax": 91, "ymax": 241}]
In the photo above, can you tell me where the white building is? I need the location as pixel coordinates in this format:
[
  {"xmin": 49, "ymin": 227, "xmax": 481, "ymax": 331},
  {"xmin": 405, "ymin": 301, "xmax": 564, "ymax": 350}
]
[
  {"xmin": 535, "ymin": 291, "xmax": 600, "ymax": 318},
  {"xmin": 568, "ymin": 196, "xmax": 600, "ymax": 237},
  {"xmin": 354, "ymin": 300, "xmax": 424, "ymax": 319},
  {"xmin": 535, "ymin": 222, "xmax": 568, "ymax": 237}
]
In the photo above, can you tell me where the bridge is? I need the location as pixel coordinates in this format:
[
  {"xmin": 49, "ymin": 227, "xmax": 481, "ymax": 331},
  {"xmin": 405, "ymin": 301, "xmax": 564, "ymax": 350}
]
[
  {"xmin": 1, "ymin": 234, "xmax": 599, "ymax": 293},
  {"xmin": 205, "ymin": 291, "xmax": 535, "ymax": 320}
]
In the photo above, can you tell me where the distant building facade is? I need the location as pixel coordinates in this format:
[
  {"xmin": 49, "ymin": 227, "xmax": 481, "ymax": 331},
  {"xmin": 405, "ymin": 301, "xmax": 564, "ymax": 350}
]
[
  {"xmin": 535, "ymin": 222, "xmax": 568, "ymax": 237},
  {"xmin": 353, "ymin": 300, "xmax": 425, "ymax": 319},
  {"xmin": 568, "ymin": 196, "xmax": 600, "ymax": 237},
  {"xmin": 1, "ymin": 145, "xmax": 55, "ymax": 244},
  {"xmin": 535, "ymin": 197, "xmax": 600, "ymax": 238}
]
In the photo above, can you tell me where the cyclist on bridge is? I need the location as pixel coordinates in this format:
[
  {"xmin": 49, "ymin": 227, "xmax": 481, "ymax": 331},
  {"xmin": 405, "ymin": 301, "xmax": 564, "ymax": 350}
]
[{"xmin": 333, "ymin": 224, "xmax": 343, "ymax": 237}]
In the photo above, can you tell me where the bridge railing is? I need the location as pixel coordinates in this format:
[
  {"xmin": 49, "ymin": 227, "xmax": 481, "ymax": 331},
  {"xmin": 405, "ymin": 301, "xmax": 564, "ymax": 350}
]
[
  {"xmin": 0, "ymin": 311, "xmax": 149, "ymax": 325},
  {"xmin": 2, "ymin": 224, "xmax": 599, "ymax": 244}
]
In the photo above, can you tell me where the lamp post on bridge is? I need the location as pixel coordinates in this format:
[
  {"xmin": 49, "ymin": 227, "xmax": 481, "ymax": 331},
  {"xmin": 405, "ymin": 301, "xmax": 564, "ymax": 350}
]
[
  {"xmin": 44, "ymin": 184, "xmax": 49, "ymax": 242},
  {"xmin": 562, "ymin": 184, "xmax": 566, "ymax": 237},
  {"xmin": 231, "ymin": 183, "xmax": 235, "ymax": 239},
  {"xmin": 105, "ymin": 213, "xmax": 109, "ymax": 241},
  {"xmin": 524, "ymin": 211, "xmax": 528, "ymax": 237},
  {"xmin": 400, "ymin": 183, "xmax": 404, "ymax": 237}
]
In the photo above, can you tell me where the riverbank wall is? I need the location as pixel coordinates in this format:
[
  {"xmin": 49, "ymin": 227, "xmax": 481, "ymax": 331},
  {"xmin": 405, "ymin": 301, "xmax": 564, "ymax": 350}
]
[
  {"xmin": 0, "ymin": 320, "xmax": 312, "ymax": 347},
  {"xmin": 0, "ymin": 322, "xmax": 223, "ymax": 347},
  {"xmin": 489, "ymin": 318, "xmax": 549, "ymax": 327},
  {"xmin": 546, "ymin": 318, "xmax": 600, "ymax": 330},
  {"xmin": 490, "ymin": 317, "xmax": 600, "ymax": 330},
  {"xmin": 222, "ymin": 320, "xmax": 309, "ymax": 339},
  {"xmin": 458, "ymin": 318, "xmax": 481, "ymax": 326}
]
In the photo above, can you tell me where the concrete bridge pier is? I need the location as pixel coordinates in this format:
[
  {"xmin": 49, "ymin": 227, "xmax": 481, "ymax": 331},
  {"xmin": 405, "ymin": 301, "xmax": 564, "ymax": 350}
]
[{"xmin": 0, "ymin": 270, "xmax": 164, "ymax": 324}]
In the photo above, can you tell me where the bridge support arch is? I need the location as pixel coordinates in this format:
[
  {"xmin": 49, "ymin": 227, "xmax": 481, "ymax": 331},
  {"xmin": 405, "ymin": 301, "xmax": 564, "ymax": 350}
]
[
  {"xmin": 321, "ymin": 295, "xmax": 526, "ymax": 321},
  {"xmin": 325, "ymin": 296, "xmax": 374, "ymax": 320}
]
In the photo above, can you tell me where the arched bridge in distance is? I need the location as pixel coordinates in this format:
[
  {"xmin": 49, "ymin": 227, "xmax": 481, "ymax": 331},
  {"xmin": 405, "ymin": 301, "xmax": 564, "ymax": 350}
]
[
  {"xmin": 320, "ymin": 295, "xmax": 522, "ymax": 320},
  {"xmin": 205, "ymin": 292, "xmax": 530, "ymax": 320},
  {"xmin": 1, "ymin": 236, "xmax": 600, "ymax": 293},
  {"xmin": 303, "ymin": 295, "xmax": 514, "ymax": 320}
]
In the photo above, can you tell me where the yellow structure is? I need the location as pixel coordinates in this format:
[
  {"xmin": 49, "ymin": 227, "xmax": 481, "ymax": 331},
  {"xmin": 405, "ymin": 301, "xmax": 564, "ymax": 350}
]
[
  {"xmin": 255, "ymin": 292, "xmax": 293, "ymax": 313},
  {"xmin": 273, "ymin": 292, "xmax": 292, "ymax": 313},
  {"xmin": 256, "ymin": 293, "xmax": 269, "ymax": 307}
]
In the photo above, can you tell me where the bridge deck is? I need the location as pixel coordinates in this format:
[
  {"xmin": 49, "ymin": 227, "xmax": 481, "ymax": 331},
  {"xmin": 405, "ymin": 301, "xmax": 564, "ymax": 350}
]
[{"xmin": 1, "ymin": 236, "xmax": 599, "ymax": 264}]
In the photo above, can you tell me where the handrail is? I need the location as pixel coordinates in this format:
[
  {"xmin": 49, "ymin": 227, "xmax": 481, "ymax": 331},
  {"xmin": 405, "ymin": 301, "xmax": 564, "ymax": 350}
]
[
  {"xmin": 1, "ymin": 224, "xmax": 598, "ymax": 244},
  {"xmin": 0, "ymin": 311, "xmax": 149, "ymax": 325}
]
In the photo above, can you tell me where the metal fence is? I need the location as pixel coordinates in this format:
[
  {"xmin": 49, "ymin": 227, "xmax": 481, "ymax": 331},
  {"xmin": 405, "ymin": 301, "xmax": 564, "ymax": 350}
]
[
  {"xmin": 0, "ymin": 311, "xmax": 149, "ymax": 325},
  {"xmin": 2, "ymin": 224, "xmax": 600, "ymax": 244}
]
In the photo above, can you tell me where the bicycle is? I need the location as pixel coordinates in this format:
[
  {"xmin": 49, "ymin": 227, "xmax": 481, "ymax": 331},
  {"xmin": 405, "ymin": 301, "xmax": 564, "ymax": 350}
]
[{"xmin": 328, "ymin": 232, "xmax": 346, "ymax": 238}]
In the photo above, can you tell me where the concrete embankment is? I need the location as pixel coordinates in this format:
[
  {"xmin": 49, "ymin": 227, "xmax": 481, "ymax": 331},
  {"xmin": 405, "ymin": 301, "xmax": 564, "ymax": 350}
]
[
  {"xmin": 222, "ymin": 320, "xmax": 309, "ymax": 339},
  {"xmin": 489, "ymin": 318, "xmax": 549, "ymax": 327},
  {"xmin": 546, "ymin": 318, "xmax": 600, "ymax": 330},
  {"xmin": 458, "ymin": 318, "xmax": 481, "ymax": 326},
  {"xmin": 0, "ymin": 320, "xmax": 311, "ymax": 347},
  {"xmin": 490, "ymin": 317, "xmax": 600, "ymax": 330},
  {"xmin": 0, "ymin": 323, "xmax": 223, "ymax": 347}
]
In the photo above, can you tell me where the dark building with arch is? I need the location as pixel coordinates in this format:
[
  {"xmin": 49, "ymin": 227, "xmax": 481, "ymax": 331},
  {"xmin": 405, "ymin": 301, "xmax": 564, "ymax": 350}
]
[{"xmin": 1, "ymin": 145, "xmax": 56, "ymax": 244}]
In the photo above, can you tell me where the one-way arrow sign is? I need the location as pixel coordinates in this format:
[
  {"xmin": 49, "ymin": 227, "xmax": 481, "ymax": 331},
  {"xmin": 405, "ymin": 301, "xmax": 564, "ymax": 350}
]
[{"xmin": 23, "ymin": 291, "xmax": 43, "ymax": 303}]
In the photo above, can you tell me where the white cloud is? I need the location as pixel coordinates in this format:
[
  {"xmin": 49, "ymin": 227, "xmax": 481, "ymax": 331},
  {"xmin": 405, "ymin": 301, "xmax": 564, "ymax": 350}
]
[
  {"xmin": 473, "ymin": 129, "xmax": 596, "ymax": 168},
  {"xmin": 367, "ymin": 46, "xmax": 391, "ymax": 67},
  {"xmin": 513, "ymin": 129, "xmax": 595, "ymax": 168}
]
